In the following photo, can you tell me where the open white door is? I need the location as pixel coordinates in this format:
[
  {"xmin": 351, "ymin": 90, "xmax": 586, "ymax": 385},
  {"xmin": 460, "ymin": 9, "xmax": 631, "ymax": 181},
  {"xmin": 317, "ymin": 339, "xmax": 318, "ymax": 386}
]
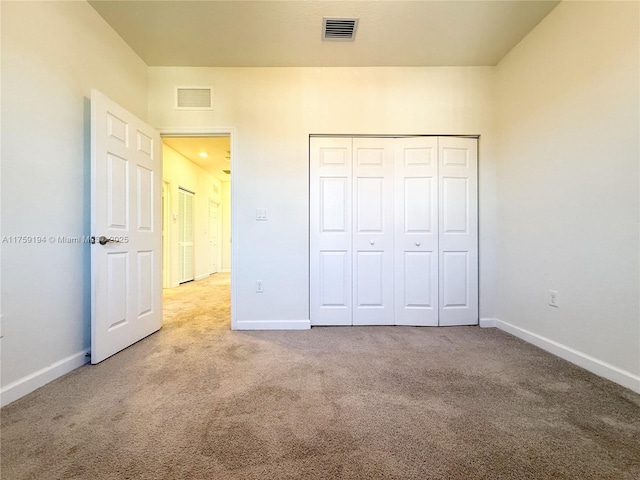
[{"xmin": 91, "ymin": 89, "xmax": 162, "ymax": 364}]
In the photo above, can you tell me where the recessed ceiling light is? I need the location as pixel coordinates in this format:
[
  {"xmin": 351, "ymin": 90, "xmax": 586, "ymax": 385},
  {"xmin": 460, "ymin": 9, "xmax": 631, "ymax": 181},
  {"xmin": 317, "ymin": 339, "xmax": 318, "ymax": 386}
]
[{"xmin": 199, "ymin": 152, "xmax": 208, "ymax": 158}]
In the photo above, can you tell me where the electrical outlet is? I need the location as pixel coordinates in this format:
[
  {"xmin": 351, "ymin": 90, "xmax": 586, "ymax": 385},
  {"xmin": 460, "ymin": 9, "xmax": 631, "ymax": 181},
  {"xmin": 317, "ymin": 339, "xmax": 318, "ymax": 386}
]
[
  {"xmin": 548, "ymin": 290, "xmax": 559, "ymax": 308},
  {"xmin": 256, "ymin": 280, "xmax": 264, "ymax": 293}
]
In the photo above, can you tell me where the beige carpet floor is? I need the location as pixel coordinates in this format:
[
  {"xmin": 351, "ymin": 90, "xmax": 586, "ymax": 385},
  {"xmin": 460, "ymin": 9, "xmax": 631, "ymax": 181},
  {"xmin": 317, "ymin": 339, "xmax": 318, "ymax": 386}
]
[{"xmin": 1, "ymin": 273, "xmax": 639, "ymax": 479}]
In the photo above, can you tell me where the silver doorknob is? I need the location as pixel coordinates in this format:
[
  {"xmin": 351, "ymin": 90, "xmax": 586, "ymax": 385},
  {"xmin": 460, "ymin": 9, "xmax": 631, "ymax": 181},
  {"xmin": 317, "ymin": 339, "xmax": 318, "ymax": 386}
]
[
  {"xmin": 98, "ymin": 236, "xmax": 121, "ymax": 245},
  {"xmin": 370, "ymin": 240, "xmax": 375, "ymax": 245},
  {"xmin": 415, "ymin": 241, "xmax": 421, "ymax": 246}
]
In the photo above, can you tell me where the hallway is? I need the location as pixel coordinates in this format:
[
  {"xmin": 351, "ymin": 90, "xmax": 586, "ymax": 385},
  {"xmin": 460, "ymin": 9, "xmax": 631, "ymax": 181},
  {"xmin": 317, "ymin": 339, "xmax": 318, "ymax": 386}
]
[{"xmin": 163, "ymin": 273, "xmax": 231, "ymax": 332}]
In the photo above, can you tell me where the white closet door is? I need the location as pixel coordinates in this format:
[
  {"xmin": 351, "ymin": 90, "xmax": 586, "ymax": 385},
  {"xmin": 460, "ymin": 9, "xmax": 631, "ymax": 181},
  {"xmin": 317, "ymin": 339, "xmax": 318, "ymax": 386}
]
[
  {"xmin": 352, "ymin": 138, "xmax": 395, "ymax": 325},
  {"xmin": 394, "ymin": 137, "xmax": 439, "ymax": 326},
  {"xmin": 310, "ymin": 137, "xmax": 353, "ymax": 326},
  {"xmin": 438, "ymin": 137, "xmax": 478, "ymax": 326}
]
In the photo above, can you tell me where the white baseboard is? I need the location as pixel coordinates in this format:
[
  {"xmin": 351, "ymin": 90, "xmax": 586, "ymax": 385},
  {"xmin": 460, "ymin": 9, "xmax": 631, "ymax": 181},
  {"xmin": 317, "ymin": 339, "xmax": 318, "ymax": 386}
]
[
  {"xmin": 234, "ymin": 319, "xmax": 311, "ymax": 330},
  {"xmin": 220, "ymin": 269, "xmax": 231, "ymax": 273},
  {"xmin": 493, "ymin": 319, "xmax": 640, "ymax": 394},
  {"xmin": 479, "ymin": 317, "xmax": 497, "ymax": 328},
  {"xmin": 195, "ymin": 273, "xmax": 210, "ymax": 281},
  {"xmin": 0, "ymin": 349, "xmax": 90, "ymax": 407}
]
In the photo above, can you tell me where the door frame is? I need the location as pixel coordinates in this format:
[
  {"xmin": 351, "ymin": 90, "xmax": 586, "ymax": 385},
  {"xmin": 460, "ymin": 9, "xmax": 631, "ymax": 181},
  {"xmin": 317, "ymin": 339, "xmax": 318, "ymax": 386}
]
[
  {"xmin": 159, "ymin": 127, "xmax": 237, "ymax": 330},
  {"xmin": 208, "ymin": 198, "xmax": 221, "ymax": 275},
  {"xmin": 162, "ymin": 179, "xmax": 172, "ymax": 288}
]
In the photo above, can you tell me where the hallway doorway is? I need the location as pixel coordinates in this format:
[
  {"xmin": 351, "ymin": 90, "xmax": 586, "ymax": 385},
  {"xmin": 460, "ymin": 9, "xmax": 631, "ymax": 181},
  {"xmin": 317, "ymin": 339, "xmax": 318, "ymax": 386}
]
[{"xmin": 160, "ymin": 134, "xmax": 233, "ymax": 326}]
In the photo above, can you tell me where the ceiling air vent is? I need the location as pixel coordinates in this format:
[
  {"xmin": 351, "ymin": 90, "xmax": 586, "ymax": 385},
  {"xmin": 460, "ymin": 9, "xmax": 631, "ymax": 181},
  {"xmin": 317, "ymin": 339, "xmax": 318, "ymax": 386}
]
[
  {"xmin": 322, "ymin": 17, "xmax": 359, "ymax": 41},
  {"xmin": 175, "ymin": 87, "xmax": 213, "ymax": 110}
]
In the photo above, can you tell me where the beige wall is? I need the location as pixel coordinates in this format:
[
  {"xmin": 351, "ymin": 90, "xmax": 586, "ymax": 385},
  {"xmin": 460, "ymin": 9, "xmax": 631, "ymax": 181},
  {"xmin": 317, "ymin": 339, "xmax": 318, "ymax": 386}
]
[
  {"xmin": 1, "ymin": 1, "xmax": 148, "ymax": 396},
  {"xmin": 148, "ymin": 66, "xmax": 497, "ymax": 326},
  {"xmin": 162, "ymin": 144, "xmax": 224, "ymax": 286},
  {"xmin": 495, "ymin": 1, "xmax": 640, "ymax": 384}
]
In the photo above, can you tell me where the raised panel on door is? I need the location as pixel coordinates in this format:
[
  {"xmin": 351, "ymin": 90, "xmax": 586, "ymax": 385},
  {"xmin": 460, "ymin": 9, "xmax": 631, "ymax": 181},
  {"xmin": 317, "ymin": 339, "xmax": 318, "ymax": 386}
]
[
  {"xmin": 317, "ymin": 250, "xmax": 350, "ymax": 321},
  {"xmin": 352, "ymin": 138, "xmax": 394, "ymax": 326},
  {"xmin": 107, "ymin": 252, "xmax": 128, "ymax": 332},
  {"xmin": 107, "ymin": 154, "xmax": 129, "ymax": 229},
  {"xmin": 403, "ymin": 252, "xmax": 434, "ymax": 306},
  {"xmin": 136, "ymin": 166, "xmax": 153, "ymax": 232},
  {"xmin": 442, "ymin": 251, "xmax": 469, "ymax": 308},
  {"xmin": 310, "ymin": 137, "xmax": 353, "ymax": 325},
  {"xmin": 137, "ymin": 250, "xmax": 154, "ymax": 317},
  {"xmin": 320, "ymin": 177, "xmax": 348, "ymax": 232},
  {"xmin": 394, "ymin": 137, "xmax": 439, "ymax": 326},
  {"xmin": 438, "ymin": 137, "xmax": 478, "ymax": 326}
]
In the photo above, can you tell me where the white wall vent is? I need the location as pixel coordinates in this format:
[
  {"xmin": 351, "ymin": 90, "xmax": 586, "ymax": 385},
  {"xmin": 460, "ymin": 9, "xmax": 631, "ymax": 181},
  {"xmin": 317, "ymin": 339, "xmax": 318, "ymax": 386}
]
[
  {"xmin": 322, "ymin": 17, "xmax": 359, "ymax": 41},
  {"xmin": 175, "ymin": 87, "xmax": 213, "ymax": 110}
]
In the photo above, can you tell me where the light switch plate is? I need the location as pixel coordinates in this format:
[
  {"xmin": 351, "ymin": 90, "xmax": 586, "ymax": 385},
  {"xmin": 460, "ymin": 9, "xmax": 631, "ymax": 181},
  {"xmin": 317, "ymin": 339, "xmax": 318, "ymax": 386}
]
[{"xmin": 256, "ymin": 209, "xmax": 268, "ymax": 220}]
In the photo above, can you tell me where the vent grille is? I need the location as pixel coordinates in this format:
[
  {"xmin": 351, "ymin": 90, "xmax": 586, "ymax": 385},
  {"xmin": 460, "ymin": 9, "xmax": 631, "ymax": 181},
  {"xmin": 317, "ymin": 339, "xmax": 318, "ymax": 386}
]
[
  {"xmin": 175, "ymin": 87, "xmax": 213, "ymax": 110},
  {"xmin": 323, "ymin": 17, "xmax": 358, "ymax": 41},
  {"xmin": 222, "ymin": 170, "xmax": 230, "ymax": 175}
]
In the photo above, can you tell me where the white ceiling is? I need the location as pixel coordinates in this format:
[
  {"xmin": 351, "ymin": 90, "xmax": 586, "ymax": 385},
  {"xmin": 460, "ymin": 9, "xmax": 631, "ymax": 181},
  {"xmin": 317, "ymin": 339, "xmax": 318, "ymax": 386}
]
[
  {"xmin": 163, "ymin": 136, "xmax": 231, "ymax": 181},
  {"xmin": 89, "ymin": 0, "xmax": 560, "ymax": 67}
]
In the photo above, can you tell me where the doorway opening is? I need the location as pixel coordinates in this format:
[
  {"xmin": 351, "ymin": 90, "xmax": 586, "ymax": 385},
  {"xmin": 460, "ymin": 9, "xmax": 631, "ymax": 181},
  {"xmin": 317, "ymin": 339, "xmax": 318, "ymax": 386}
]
[{"xmin": 160, "ymin": 132, "xmax": 234, "ymax": 329}]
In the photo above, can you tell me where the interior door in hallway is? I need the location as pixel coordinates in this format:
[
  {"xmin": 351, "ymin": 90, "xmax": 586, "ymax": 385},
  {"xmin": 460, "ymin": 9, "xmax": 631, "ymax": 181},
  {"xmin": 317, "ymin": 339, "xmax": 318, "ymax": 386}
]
[
  {"xmin": 90, "ymin": 89, "xmax": 162, "ymax": 364},
  {"xmin": 178, "ymin": 188, "xmax": 194, "ymax": 283}
]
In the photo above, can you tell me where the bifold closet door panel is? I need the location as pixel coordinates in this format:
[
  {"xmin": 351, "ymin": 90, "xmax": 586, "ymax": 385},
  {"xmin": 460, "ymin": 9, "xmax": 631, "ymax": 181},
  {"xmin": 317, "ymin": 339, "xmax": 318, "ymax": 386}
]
[
  {"xmin": 438, "ymin": 136, "xmax": 479, "ymax": 326},
  {"xmin": 394, "ymin": 137, "xmax": 439, "ymax": 326},
  {"xmin": 352, "ymin": 138, "xmax": 395, "ymax": 326},
  {"xmin": 310, "ymin": 137, "xmax": 353, "ymax": 326}
]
